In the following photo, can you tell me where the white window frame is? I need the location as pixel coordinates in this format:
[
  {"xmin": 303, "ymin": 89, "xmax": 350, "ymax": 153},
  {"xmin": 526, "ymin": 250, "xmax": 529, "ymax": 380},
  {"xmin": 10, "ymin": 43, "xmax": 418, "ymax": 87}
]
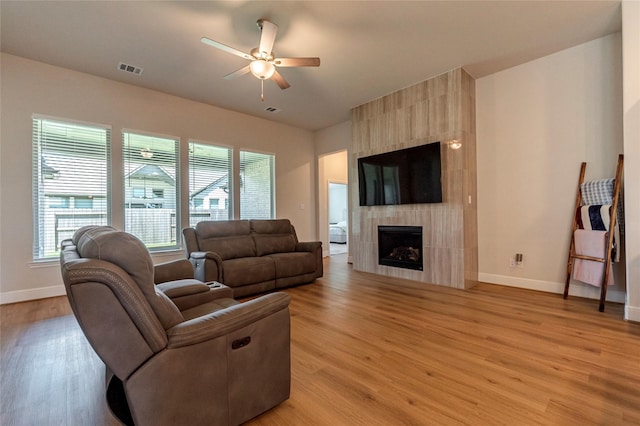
[
  {"xmin": 122, "ymin": 129, "xmax": 180, "ymax": 251},
  {"xmin": 188, "ymin": 140, "xmax": 234, "ymax": 225},
  {"xmin": 32, "ymin": 114, "xmax": 111, "ymax": 260},
  {"xmin": 239, "ymin": 149, "xmax": 276, "ymax": 220}
]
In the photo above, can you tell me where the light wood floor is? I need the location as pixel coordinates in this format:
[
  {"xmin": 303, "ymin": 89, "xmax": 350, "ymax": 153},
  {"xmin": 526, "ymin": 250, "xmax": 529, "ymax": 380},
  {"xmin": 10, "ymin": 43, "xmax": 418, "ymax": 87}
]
[{"xmin": 2, "ymin": 255, "xmax": 640, "ymax": 425}]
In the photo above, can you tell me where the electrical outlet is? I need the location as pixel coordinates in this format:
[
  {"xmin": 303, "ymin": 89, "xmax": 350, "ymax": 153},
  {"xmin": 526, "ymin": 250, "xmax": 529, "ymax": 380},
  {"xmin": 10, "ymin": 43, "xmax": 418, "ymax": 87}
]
[{"xmin": 516, "ymin": 253, "xmax": 524, "ymax": 268}]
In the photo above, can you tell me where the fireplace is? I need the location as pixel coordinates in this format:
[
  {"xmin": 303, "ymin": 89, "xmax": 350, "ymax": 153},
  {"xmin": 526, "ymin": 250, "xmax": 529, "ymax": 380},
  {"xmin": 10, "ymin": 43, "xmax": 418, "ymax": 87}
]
[{"xmin": 378, "ymin": 226, "xmax": 423, "ymax": 271}]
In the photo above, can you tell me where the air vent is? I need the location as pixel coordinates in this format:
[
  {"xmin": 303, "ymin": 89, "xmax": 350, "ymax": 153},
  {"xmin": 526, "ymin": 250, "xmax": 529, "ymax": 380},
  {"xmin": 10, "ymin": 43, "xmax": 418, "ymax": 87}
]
[
  {"xmin": 264, "ymin": 106, "xmax": 281, "ymax": 113},
  {"xmin": 118, "ymin": 62, "xmax": 143, "ymax": 76}
]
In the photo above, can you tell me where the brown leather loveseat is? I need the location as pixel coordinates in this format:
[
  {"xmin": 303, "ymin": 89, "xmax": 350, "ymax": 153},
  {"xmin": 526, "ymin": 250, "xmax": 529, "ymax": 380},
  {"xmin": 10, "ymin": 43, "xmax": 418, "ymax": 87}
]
[{"xmin": 183, "ymin": 219, "xmax": 323, "ymax": 297}]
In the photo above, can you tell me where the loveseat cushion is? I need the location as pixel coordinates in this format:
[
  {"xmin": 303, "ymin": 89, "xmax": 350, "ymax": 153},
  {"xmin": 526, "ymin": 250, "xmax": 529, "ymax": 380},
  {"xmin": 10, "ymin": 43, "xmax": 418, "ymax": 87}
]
[
  {"xmin": 195, "ymin": 220, "xmax": 256, "ymax": 260},
  {"xmin": 267, "ymin": 252, "xmax": 317, "ymax": 278},
  {"xmin": 251, "ymin": 219, "xmax": 297, "ymax": 256},
  {"xmin": 222, "ymin": 257, "xmax": 276, "ymax": 288}
]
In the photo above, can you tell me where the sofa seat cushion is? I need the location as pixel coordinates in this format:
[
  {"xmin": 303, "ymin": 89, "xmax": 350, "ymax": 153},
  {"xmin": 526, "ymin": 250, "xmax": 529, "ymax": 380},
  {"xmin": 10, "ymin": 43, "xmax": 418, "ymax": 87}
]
[
  {"xmin": 222, "ymin": 257, "xmax": 276, "ymax": 287},
  {"xmin": 266, "ymin": 252, "xmax": 317, "ymax": 278}
]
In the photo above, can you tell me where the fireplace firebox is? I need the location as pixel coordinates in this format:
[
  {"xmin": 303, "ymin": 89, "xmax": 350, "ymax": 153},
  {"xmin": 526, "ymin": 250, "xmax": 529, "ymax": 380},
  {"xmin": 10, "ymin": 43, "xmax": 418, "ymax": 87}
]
[{"xmin": 378, "ymin": 226, "xmax": 423, "ymax": 271}]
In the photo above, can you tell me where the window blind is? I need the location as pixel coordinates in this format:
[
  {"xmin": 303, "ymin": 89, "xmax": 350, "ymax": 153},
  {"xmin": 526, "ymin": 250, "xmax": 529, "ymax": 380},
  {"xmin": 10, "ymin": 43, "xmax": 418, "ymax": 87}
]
[
  {"xmin": 188, "ymin": 142, "xmax": 233, "ymax": 225},
  {"xmin": 32, "ymin": 116, "xmax": 110, "ymax": 259},
  {"xmin": 123, "ymin": 131, "xmax": 179, "ymax": 250},
  {"xmin": 239, "ymin": 151, "xmax": 275, "ymax": 219}
]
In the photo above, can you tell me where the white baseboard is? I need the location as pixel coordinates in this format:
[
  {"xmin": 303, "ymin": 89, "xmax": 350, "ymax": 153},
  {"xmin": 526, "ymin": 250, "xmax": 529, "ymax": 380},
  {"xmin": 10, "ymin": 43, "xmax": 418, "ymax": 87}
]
[
  {"xmin": 3, "ymin": 272, "xmax": 636, "ymax": 322},
  {"xmin": 625, "ymin": 304, "xmax": 640, "ymax": 322},
  {"xmin": 0, "ymin": 285, "xmax": 67, "ymax": 305},
  {"xmin": 478, "ymin": 273, "xmax": 626, "ymax": 304}
]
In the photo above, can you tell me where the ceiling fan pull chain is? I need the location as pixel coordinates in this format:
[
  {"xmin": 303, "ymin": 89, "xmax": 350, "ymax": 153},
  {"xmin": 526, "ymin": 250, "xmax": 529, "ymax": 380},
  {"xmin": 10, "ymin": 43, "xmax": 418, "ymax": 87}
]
[{"xmin": 261, "ymin": 79, "xmax": 265, "ymax": 102}]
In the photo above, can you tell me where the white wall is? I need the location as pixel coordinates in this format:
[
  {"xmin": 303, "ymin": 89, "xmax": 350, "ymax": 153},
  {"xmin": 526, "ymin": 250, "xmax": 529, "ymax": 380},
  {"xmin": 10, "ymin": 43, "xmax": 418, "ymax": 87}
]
[
  {"xmin": 0, "ymin": 53, "xmax": 316, "ymax": 303},
  {"xmin": 622, "ymin": 1, "xmax": 640, "ymax": 322},
  {"xmin": 476, "ymin": 33, "xmax": 626, "ymax": 303}
]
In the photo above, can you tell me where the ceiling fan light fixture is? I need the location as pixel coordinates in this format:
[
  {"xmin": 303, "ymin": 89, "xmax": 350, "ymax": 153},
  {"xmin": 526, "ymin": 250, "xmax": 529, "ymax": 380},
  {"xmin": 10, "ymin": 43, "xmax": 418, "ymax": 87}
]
[{"xmin": 249, "ymin": 59, "xmax": 275, "ymax": 79}]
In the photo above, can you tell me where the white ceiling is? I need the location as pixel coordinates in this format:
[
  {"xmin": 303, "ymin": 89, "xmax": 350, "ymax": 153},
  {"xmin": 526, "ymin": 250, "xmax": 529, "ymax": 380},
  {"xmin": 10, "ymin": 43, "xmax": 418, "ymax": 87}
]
[{"xmin": 1, "ymin": 1, "xmax": 621, "ymax": 131}]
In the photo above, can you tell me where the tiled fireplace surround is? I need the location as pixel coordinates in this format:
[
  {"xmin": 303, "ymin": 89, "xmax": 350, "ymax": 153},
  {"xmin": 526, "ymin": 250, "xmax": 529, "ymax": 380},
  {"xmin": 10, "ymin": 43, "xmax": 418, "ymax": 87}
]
[{"xmin": 350, "ymin": 68, "xmax": 478, "ymax": 289}]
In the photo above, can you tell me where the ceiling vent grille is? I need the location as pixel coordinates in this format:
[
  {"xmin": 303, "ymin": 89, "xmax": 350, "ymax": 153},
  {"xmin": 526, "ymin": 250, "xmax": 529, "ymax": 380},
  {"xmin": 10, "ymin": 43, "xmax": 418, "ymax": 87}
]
[
  {"xmin": 264, "ymin": 106, "xmax": 281, "ymax": 113},
  {"xmin": 118, "ymin": 62, "xmax": 143, "ymax": 76}
]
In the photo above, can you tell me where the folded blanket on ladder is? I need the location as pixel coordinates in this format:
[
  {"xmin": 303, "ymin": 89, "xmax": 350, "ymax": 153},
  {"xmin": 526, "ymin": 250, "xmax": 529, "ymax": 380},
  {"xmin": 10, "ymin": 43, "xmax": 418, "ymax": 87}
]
[
  {"xmin": 575, "ymin": 204, "xmax": 620, "ymax": 262},
  {"xmin": 572, "ymin": 229, "xmax": 614, "ymax": 287},
  {"xmin": 580, "ymin": 178, "xmax": 624, "ymax": 231}
]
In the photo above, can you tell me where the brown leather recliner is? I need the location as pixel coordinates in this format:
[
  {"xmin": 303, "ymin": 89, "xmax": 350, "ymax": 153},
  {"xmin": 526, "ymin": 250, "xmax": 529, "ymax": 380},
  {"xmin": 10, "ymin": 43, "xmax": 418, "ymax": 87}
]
[{"xmin": 60, "ymin": 226, "xmax": 291, "ymax": 426}]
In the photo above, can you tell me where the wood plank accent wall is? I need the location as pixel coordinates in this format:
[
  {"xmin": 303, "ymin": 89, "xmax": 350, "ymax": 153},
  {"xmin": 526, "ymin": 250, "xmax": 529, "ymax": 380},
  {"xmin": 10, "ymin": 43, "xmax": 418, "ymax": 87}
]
[{"xmin": 350, "ymin": 68, "xmax": 477, "ymax": 289}]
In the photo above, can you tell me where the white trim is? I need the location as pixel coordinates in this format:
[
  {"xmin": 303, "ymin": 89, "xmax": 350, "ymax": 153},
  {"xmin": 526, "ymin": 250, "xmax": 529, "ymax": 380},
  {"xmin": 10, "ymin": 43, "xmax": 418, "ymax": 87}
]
[
  {"xmin": 121, "ymin": 127, "xmax": 180, "ymax": 142},
  {"xmin": 625, "ymin": 304, "xmax": 640, "ymax": 322},
  {"xmin": 32, "ymin": 113, "xmax": 111, "ymax": 131},
  {"xmin": 1, "ymin": 285, "xmax": 66, "ymax": 305},
  {"xmin": 188, "ymin": 138, "xmax": 234, "ymax": 150},
  {"xmin": 478, "ymin": 273, "xmax": 626, "ymax": 304}
]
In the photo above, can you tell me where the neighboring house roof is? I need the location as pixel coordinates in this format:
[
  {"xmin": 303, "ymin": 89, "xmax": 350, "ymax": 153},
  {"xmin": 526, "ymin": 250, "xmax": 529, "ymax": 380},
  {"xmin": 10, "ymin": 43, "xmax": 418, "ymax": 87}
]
[
  {"xmin": 42, "ymin": 155, "xmax": 107, "ymax": 196},
  {"xmin": 126, "ymin": 164, "xmax": 175, "ymax": 185},
  {"xmin": 42, "ymin": 155, "xmax": 176, "ymax": 196},
  {"xmin": 190, "ymin": 174, "xmax": 229, "ymax": 199}
]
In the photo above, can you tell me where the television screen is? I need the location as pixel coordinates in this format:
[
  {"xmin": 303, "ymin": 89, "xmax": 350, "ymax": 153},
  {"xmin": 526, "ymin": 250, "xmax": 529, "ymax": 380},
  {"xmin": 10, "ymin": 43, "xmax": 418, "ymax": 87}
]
[{"xmin": 358, "ymin": 142, "xmax": 442, "ymax": 206}]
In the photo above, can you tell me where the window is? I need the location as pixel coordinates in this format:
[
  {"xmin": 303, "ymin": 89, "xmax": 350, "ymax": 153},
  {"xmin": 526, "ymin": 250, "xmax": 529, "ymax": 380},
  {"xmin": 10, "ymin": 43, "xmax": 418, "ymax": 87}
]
[
  {"xmin": 188, "ymin": 142, "xmax": 232, "ymax": 225},
  {"xmin": 123, "ymin": 131, "xmax": 179, "ymax": 250},
  {"xmin": 32, "ymin": 116, "xmax": 110, "ymax": 259},
  {"xmin": 132, "ymin": 187, "xmax": 145, "ymax": 198},
  {"xmin": 239, "ymin": 151, "xmax": 275, "ymax": 219},
  {"xmin": 73, "ymin": 197, "xmax": 94, "ymax": 209}
]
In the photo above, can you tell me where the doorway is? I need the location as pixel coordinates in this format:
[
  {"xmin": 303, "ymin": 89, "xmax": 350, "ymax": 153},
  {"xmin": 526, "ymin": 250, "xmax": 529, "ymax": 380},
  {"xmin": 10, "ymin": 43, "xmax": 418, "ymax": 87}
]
[
  {"xmin": 318, "ymin": 149, "xmax": 348, "ymax": 258},
  {"xmin": 328, "ymin": 182, "xmax": 348, "ymax": 255}
]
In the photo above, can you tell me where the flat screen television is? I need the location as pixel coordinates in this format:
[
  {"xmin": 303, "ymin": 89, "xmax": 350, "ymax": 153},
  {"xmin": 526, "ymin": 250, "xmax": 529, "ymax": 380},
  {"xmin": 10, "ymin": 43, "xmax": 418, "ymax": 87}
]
[{"xmin": 358, "ymin": 141, "xmax": 442, "ymax": 206}]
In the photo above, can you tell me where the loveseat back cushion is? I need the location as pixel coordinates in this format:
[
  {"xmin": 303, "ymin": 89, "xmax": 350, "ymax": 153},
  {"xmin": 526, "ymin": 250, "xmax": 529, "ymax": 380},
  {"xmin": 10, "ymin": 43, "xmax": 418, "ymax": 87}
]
[
  {"xmin": 195, "ymin": 220, "xmax": 256, "ymax": 260},
  {"xmin": 75, "ymin": 227, "xmax": 183, "ymax": 329},
  {"xmin": 251, "ymin": 219, "xmax": 297, "ymax": 257}
]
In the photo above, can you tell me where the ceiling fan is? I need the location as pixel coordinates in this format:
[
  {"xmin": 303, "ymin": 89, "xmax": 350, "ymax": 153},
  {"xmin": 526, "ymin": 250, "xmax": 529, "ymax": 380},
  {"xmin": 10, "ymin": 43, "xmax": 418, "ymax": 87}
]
[{"xmin": 201, "ymin": 19, "xmax": 320, "ymax": 101}]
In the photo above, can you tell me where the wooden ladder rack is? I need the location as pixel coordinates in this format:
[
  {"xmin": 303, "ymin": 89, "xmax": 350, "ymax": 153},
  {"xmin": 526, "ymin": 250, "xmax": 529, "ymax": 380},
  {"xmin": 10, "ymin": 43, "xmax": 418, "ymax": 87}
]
[{"xmin": 563, "ymin": 154, "xmax": 623, "ymax": 312}]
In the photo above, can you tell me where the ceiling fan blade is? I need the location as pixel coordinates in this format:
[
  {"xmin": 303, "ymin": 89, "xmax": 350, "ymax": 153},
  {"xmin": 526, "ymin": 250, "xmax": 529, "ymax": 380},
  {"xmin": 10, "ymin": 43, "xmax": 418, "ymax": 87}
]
[
  {"xmin": 257, "ymin": 19, "xmax": 278, "ymax": 57},
  {"xmin": 274, "ymin": 57, "xmax": 321, "ymax": 67},
  {"xmin": 271, "ymin": 70, "xmax": 290, "ymax": 90},
  {"xmin": 224, "ymin": 65, "xmax": 251, "ymax": 80},
  {"xmin": 200, "ymin": 37, "xmax": 253, "ymax": 60}
]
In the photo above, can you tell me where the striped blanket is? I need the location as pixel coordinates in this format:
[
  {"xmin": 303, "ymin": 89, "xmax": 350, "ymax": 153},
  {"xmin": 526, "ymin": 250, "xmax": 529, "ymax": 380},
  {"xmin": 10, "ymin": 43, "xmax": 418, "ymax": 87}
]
[
  {"xmin": 575, "ymin": 204, "xmax": 612, "ymax": 231},
  {"xmin": 575, "ymin": 204, "xmax": 619, "ymax": 262}
]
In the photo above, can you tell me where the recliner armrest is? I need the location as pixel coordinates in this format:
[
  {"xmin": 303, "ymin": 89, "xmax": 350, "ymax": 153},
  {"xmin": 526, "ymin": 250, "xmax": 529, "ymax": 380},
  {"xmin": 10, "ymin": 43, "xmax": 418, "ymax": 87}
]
[
  {"xmin": 156, "ymin": 279, "xmax": 210, "ymax": 298},
  {"xmin": 188, "ymin": 251, "xmax": 223, "ymax": 282},
  {"xmin": 157, "ymin": 279, "xmax": 234, "ymax": 311},
  {"xmin": 295, "ymin": 241, "xmax": 323, "ymax": 278},
  {"xmin": 295, "ymin": 241, "xmax": 321, "ymax": 253},
  {"xmin": 189, "ymin": 251, "xmax": 223, "ymax": 262},
  {"xmin": 154, "ymin": 259, "xmax": 194, "ymax": 284},
  {"xmin": 166, "ymin": 292, "xmax": 290, "ymax": 348}
]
